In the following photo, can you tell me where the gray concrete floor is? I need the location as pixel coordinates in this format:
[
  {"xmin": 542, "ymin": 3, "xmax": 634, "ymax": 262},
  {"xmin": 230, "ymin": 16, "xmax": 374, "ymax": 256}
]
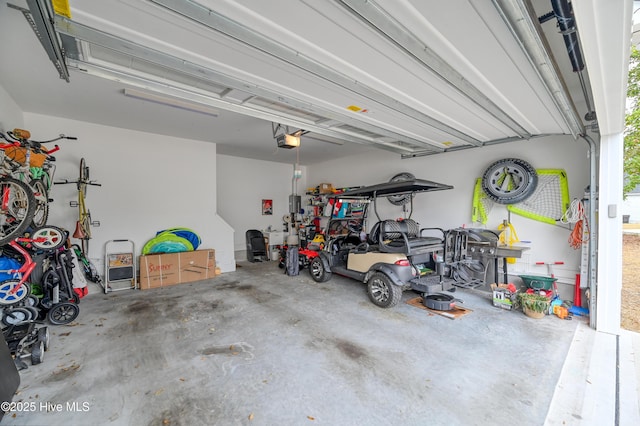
[{"xmin": 0, "ymin": 260, "xmax": 629, "ymax": 425}]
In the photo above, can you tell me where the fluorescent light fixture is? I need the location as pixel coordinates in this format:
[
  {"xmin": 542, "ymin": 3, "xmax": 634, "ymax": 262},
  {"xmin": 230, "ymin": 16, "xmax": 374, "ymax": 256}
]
[{"xmin": 122, "ymin": 88, "xmax": 219, "ymax": 117}]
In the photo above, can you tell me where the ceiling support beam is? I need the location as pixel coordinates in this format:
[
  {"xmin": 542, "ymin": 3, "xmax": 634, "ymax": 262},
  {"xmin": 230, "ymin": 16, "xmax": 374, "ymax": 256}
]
[
  {"xmin": 54, "ymin": 15, "xmax": 444, "ymax": 154},
  {"xmin": 64, "ymin": 58, "xmax": 419, "ymax": 156},
  {"xmin": 53, "ymin": 16, "xmax": 443, "ymax": 155},
  {"xmin": 491, "ymin": 0, "xmax": 585, "ymax": 138},
  {"xmin": 337, "ymin": 0, "xmax": 531, "ymax": 140},
  {"xmin": 401, "ymin": 134, "xmax": 559, "ymax": 159},
  {"xmin": 8, "ymin": 0, "xmax": 69, "ymax": 81}
]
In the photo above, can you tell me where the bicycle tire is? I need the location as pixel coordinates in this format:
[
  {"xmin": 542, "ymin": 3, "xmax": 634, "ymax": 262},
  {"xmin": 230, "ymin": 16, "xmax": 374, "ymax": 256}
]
[
  {"xmin": 0, "ymin": 280, "xmax": 30, "ymax": 306},
  {"xmin": 0, "ymin": 177, "xmax": 37, "ymax": 246},
  {"xmin": 29, "ymin": 178, "xmax": 49, "ymax": 228},
  {"xmin": 47, "ymin": 302, "xmax": 79, "ymax": 325},
  {"xmin": 30, "ymin": 226, "xmax": 66, "ymax": 251},
  {"xmin": 79, "ymin": 158, "xmax": 88, "ymax": 198},
  {"xmin": 81, "ymin": 237, "xmax": 90, "ymax": 257}
]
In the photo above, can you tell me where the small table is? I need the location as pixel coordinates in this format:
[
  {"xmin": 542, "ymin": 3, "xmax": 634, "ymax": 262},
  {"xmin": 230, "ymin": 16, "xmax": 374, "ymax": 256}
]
[{"xmin": 263, "ymin": 231, "xmax": 288, "ymax": 260}]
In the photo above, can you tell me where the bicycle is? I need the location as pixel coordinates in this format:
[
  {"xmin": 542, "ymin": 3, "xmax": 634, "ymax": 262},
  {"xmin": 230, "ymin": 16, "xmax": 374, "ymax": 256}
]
[
  {"xmin": 0, "ymin": 226, "xmax": 66, "ymax": 307},
  {"xmin": 0, "ymin": 129, "xmax": 75, "ymax": 228},
  {"xmin": 55, "ymin": 158, "xmax": 100, "ymax": 256},
  {"xmin": 0, "ymin": 139, "xmax": 37, "ymax": 246}
]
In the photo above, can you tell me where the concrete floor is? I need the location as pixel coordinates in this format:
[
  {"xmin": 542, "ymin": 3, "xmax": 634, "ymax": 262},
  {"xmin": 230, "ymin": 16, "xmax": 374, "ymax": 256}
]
[{"xmin": 0, "ymin": 260, "xmax": 636, "ymax": 425}]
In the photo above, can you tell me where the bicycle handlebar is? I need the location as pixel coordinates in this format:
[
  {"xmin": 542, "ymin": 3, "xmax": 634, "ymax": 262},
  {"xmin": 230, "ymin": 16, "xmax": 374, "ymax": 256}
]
[
  {"xmin": 54, "ymin": 178, "xmax": 102, "ymax": 186},
  {"xmin": 0, "ymin": 129, "xmax": 76, "ymax": 155}
]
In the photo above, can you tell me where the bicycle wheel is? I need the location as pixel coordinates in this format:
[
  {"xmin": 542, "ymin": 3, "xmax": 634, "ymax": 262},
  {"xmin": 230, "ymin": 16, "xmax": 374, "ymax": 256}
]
[
  {"xmin": 79, "ymin": 158, "xmax": 88, "ymax": 198},
  {"xmin": 0, "ymin": 280, "xmax": 31, "ymax": 306},
  {"xmin": 0, "ymin": 177, "xmax": 37, "ymax": 246},
  {"xmin": 30, "ymin": 226, "xmax": 66, "ymax": 251},
  {"xmin": 29, "ymin": 178, "xmax": 49, "ymax": 228},
  {"xmin": 47, "ymin": 302, "xmax": 79, "ymax": 325}
]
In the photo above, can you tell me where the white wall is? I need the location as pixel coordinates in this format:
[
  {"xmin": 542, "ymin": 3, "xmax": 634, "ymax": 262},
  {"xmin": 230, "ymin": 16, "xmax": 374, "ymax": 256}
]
[
  {"xmin": 0, "ymin": 84, "xmax": 23, "ymax": 131},
  {"xmin": 307, "ymin": 135, "xmax": 591, "ymax": 297},
  {"xmin": 217, "ymin": 154, "xmax": 307, "ymax": 252},
  {"xmin": 22, "ymin": 113, "xmax": 236, "ymax": 273}
]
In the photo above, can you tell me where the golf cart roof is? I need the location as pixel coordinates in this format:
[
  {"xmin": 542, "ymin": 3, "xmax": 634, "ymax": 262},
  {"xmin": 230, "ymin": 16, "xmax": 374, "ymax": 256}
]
[{"xmin": 335, "ymin": 178, "xmax": 454, "ymax": 199}]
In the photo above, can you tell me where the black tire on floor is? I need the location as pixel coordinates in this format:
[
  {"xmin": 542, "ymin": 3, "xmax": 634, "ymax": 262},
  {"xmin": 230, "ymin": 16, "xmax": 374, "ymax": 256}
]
[
  {"xmin": 309, "ymin": 256, "xmax": 331, "ymax": 282},
  {"xmin": 367, "ymin": 272, "xmax": 402, "ymax": 308},
  {"xmin": 47, "ymin": 302, "xmax": 79, "ymax": 325},
  {"xmin": 31, "ymin": 340, "xmax": 44, "ymax": 365}
]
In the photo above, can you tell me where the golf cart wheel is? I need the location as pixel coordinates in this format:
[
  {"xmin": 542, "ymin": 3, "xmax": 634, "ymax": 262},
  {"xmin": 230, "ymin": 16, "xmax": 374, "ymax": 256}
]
[
  {"xmin": 481, "ymin": 158, "xmax": 537, "ymax": 204},
  {"xmin": 309, "ymin": 256, "xmax": 331, "ymax": 282},
  {"xmin": 367, "ymin": 272, "xmax": 402, "ymax": 308},
  {"xmin": 31, "ymin": 340, "xmax": 45, "ymax": 365},
  {"xmin": 47, "ymin": 302, "xmax": 79, "ymax": 325},
  {"xmin": 38, "ymin": 326, "xmax": 50, "ymax": 351}
]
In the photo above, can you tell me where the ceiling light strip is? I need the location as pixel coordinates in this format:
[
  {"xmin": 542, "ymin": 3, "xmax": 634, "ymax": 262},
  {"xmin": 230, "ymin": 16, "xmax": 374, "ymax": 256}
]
[
  {"xmin": 337, "ymin": 0, "xmax": 531, "ymax": 139},
  {"xmin": 491, "ymin": 0, "xmax": 584, "ymax": 138},
  {"xmin": 148, "ymin": 0, "xmax": 480, "ymax": 147},
  {"xmin": 123, "ymin": 88, "xmax": 219, "ymax": 117},
  {"xmin": 53, "ymin": 15, "xmax": 442, "ymax": 152}
]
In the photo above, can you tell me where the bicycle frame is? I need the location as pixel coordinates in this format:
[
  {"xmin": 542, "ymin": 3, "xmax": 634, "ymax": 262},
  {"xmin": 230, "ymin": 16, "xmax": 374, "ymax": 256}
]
[
  {"xmin": 58, "ymin": 158, "xmax": 100, "ymax": 256},
  {"xmin": 0, "ymin": 237, "xmax": 45, "ymax": 294}
]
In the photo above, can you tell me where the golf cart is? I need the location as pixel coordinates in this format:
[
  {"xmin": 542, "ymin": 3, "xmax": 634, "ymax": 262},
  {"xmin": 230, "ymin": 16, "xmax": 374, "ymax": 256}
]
[{"xmin": 309, "ymin": 178, "xmax": 474, "ymax": 308}]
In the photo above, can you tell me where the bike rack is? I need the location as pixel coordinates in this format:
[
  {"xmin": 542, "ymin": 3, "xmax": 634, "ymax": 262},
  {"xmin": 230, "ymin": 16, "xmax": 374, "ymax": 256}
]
[{"xmin": 103, "ymin": 239, "xmax": 137, "ymax": 293}]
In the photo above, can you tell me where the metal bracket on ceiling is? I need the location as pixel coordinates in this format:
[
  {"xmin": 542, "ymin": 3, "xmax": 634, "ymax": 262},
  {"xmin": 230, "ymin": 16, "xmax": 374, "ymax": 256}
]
[
  {"xmin": 272, "ymin": 123, "xmax": 308, "ymax": 139},
  {"xmin": 492, "ymin": 0, "xmax": 584, "ymax": 138},
  {"xmin": 7, "ymin": 0, "xmax": 70, "ymax": 82}
]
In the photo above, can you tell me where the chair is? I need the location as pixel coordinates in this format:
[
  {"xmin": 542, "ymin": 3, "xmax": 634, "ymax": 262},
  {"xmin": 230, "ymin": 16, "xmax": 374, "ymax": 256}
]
[
  {"xmin": 378, "ymin": 219, "xmax": 444, "ymax": 254},
  {"xmin": 246, "ymin": 229, "xmax": 267, "ymax": 262}
]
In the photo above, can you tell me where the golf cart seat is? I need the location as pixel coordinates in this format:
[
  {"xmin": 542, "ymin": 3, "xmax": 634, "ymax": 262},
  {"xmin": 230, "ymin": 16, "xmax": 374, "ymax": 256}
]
[{"xmin": 378, "ymin": 219, "xmax": 444, "ymax": 254}]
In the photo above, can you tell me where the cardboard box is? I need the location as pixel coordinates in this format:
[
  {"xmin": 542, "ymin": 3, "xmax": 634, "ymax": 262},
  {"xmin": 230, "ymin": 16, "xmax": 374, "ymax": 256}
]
[
  {"xmin": 318, "ymin": 183, "xmax": 334, "ymax": 194},
  {"xmin": 491, "ymin": 283, "xmax": 517, "ymax": 310},
  {"xmin": 139, "ymin": 249, "xmax": 216, "ymax": 290}
]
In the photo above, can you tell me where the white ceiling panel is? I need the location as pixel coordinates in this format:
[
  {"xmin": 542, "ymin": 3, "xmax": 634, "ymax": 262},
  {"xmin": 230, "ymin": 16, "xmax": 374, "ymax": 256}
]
[{"xmin": 0, "ymin": 0, "xmax": 598, "ymax": 163}]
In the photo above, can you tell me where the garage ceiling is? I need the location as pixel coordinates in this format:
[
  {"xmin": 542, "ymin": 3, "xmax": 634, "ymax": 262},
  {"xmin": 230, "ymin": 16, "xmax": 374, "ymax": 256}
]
[{"xmin": 0, "ymin": 0, "xmax": 596, "ymax": 165}]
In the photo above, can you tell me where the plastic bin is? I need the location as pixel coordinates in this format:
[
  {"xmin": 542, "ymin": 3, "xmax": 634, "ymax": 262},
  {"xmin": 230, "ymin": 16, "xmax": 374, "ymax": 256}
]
[{"xmin": 519, "ymin": 274, "xmax": 557, "ymax": 290}]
